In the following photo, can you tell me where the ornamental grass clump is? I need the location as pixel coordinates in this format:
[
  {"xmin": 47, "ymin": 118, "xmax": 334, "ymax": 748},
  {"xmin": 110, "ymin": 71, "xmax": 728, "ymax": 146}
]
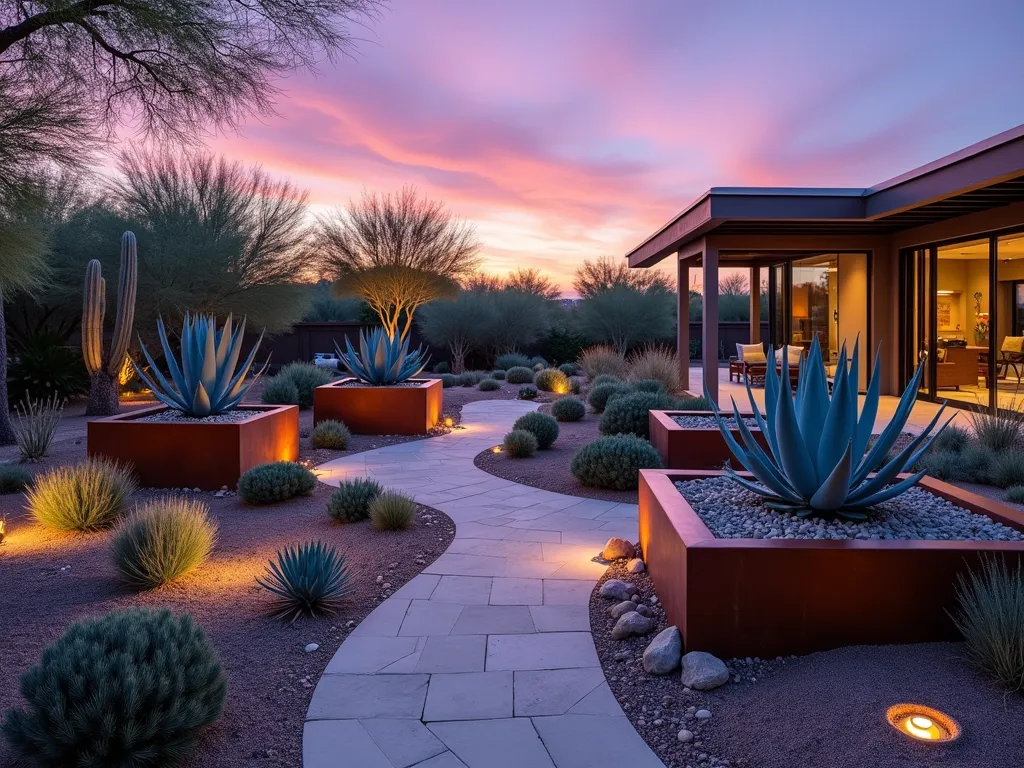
[
  {"xmin": 571, "ymin": 435, "xmax": 663, "ymax": 490},
  {"xmin": 12, "ymin": 394, "xmax": 64, "ymax": 461},
  {"xmin": 0, "ymin": 465, "xmax": 33, "ymax": 494},
  {"xmin": 991, "ymin": 450, "xmax": 1024, "ymax": 489},
  {"xmin": 1007, "ymin": 485, "xmax": 1024, "ymax": 505},
  {"xmin": 551, "ymin": 396, "xmax": 586, "ymax": 422},
  {"xmin": 237, "ymin": 462, "xmax": 317, "ymax": 504},
  {"xmin": 479, "ymin": 378, "xmax": 501, "ymax": 391},
  {"xmin": 257, "ymin": 541, "xmax": 352, "ymax": 622},
  {"xmin": 311, "ymin": 419, "xmax": 351, "ymax": 450},
  {"xmin": 274, "ymin": 362, "xmax": 333, "ymax": 409},
  {"xmin": 2, "ymin": 608, "xmax": 226, "ymax": 766},
  {"xmin": 327, "ymin": 477, "xmax": 382, "ymax": 523},
  {"xmin": 968, "ymin": 407, "xmax": 1024, "ymax": 452},
  {"xmin": 578, "ymin": 344, "xmax": 627, "ymax": 379},
  {"xmin": 494, "ymin": 352, "xmax": 530, "ymax": 370},
  {"xmin": 627, "ymin": 344, "xmax": 680, "ymax": 394},
  {"xmin": 503, "ymin": 429, "xmax": 538, "ymax": 458},
  {"xmin": 28, "ymin": 458, "xmax": 137, "ymax": 532},
  {"xmin": 953, "ymin": 557, "xmax": 1024, "ymax": 692},
  {"xmin": 505, "ymin": 366, "xmax": 535, "ymax": 384},
  {"xmin": 709, "ymin": 335, "xmax": 950, "ymax": 521},
  {"xmin": 111, "ymin": 497, "xmax": 217, "ymax": 590},
  {"xmin": 534, "ymin": 368, "xmax": 570, "ymax": 393},
  {"xmin": 599, "ymin": 391, "xmax": 675, "ymax": 439},
  {"xmin": 260, "ymin": 375, "xmax": 299, "ymax": 406},
  {"xmin": 513, "ymin": 412, "xmax": 559, "ymax": 449},
  {"xmin": 369, "ymin": 490, "xmax": 417, "ymax": 531},
  {"xmin": 932, "ymin": 423, "xmax": 972, "ymax": 453},
  {"xmin": 918, "ymin": 444, "xmax": 994, "ymax": 484}
]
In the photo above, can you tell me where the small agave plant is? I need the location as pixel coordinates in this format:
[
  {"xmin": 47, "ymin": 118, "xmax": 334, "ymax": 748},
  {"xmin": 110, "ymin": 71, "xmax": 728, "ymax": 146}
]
[
  {"xmin": 707, "ymin": 335, "xmax": 951, "ymax": 520},
  {"xmin": 134, "ymin": 313, "xmax": 267, "ymax": 417},
  {"xmin": 336, "ymin": 327, "xmax": 429, "ymax": 386},
  {"xmin": 256, "ymin": 540, "xmax": 353, "ymax": 623}
]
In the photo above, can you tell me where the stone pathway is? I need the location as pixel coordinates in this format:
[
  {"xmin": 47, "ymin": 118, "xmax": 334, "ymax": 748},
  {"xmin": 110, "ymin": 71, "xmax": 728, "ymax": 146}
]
[{"xmin": 306, "ymin": 400, "xmax": 665, "ymax": 768}]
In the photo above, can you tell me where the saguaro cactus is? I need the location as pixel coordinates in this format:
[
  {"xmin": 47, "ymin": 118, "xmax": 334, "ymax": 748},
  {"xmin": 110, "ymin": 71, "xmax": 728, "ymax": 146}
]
[{"xmin": 83, "ymin": 232, "xmax": 138, "ymax": 416}]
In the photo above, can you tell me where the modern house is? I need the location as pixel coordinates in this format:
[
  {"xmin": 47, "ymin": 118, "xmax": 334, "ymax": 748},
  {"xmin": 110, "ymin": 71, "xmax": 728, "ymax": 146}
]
[{"xmin": 626, "ymin": 124, "xmax": 1024, "ymax": 413}]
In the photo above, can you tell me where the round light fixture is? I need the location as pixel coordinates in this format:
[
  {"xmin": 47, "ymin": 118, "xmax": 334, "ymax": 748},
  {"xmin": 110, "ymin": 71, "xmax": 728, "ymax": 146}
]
[
  {"xmin": 444, "ymin": 417, "xmax": 454, "ymax": 428},
  {"xmin": 491, "ymin": 445, "xmax": 502, "ymax": 454},
  {"xmin": 886, "ymin": 704, "xmax": 960, "ymax": 743}
]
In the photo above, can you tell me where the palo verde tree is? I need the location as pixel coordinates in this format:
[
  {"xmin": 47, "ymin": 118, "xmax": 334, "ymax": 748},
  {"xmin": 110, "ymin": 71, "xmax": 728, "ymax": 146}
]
[{"xmin": 316, "ymin": 186, "xmax": 481, "ymax": 341}]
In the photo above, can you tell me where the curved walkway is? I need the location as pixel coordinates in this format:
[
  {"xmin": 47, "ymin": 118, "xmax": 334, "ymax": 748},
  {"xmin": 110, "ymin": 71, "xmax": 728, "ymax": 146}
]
[{"xmin": 305, "ymin": 400, "xmax": 665, "ymax": 768}]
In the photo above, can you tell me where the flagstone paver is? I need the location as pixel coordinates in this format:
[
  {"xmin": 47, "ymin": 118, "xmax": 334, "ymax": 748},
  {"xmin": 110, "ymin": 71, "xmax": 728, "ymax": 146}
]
[{"xmin": 306, "ymin": 400, "xmax": 665, "ymax": 768}]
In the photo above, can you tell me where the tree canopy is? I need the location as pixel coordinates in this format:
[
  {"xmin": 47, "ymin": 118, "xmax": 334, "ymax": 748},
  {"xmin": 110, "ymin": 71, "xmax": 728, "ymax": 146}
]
[{"xmin": 572, "ymin": 255, "xmax": 673, "ymax": 299}]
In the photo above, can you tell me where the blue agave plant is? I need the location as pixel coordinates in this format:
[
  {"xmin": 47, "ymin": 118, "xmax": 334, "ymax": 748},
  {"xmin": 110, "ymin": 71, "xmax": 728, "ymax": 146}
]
[
  {"xmin": 134, "ymin": 313, "xmax": 267, "ymax": 417},
  {"xmin": 256, "ymin": 540, "xmax": 353, "ymax": 623},
  {"xmin": 336, "ymin": 327, "xmax": 429, "ymax": 385},
  {"xmin": 707, "ymin": 335, "xmax": 951, "ymax": 520}
]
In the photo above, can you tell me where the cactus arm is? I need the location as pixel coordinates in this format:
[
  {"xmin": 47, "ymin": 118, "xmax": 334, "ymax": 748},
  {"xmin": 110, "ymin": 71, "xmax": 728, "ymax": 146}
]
[
  {"xmin": 105, "ymin": 231, "xmax": 137, "ymax": 376},
  {"xmin": 82, "ymin": 260, "xmax": 106, "ymax": 375}
]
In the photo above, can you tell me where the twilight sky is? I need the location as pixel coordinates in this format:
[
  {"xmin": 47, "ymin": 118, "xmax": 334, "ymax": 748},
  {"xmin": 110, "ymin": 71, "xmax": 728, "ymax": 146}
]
[{"xmin": 208, "ymin": 0, "xmax": 1024, "ymax": 295}]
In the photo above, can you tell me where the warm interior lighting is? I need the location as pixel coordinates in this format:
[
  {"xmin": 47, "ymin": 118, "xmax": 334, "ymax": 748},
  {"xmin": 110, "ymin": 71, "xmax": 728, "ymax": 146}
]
[{"xmin": 886, "ymin": 704, "xmax": 959, "ymax": 743}]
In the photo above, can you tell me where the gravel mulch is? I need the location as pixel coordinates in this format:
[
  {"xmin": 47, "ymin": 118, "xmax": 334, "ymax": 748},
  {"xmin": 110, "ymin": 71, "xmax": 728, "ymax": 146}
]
[
  {"xmin": 592, "ymin": 560, "xmax": 1024, "ymax": 768},
  {"xmin": 672, "ymin": 415, "xmax": 759, "ymax": 429},
  {"xmin": 473, "ymin": 403, "xmax": 638, "ymax": 504},
  {"xmin": 676, "ymin": 476, "xmax": 1024, "ymax": 541}
]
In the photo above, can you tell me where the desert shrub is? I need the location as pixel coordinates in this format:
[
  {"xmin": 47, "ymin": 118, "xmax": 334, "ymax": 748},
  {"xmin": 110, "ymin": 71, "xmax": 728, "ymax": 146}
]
[
  {"xmin": 517, "ymin": 385, "xmax": 538, "ymax": 400},
  {"xmin": 5, "ymin": 330, "xmax": 89, "ymax": 406},
  {"xmin": 27, "ymin": 459, "xmax": 137, "ymax": 532},
  {"xmin": 441, "ymin": 374, "xmax": 458, "ymax": 388},
  {"xmin": 433, "ymin": 361, "xmax": 451, "ymax": 374},
  {"xmin": 953, "ymin": 557, "xmax": 1024, "ymax": 691},
  {"xmin": 237, "ymin": 462, "xmax": 317, "ymax": 504},
  {"xmin": 558, "ymin": 363, "xmax": 576, "ymax": 376},
  {"xmin": 327, "ymin": 477, "xmax": 383, "ymax": 523},
  {"xmin": 578, "ymin": 344, "xmax": 628, "ymax": 379},
  {"xmin": 111, "ymin": 497, "xmax": 217, "ymax": 589},
  {"xmin": 591, "ymin": 374, "xmax": 622, "ymax": 388},
  {"xmin": 12, "ymin": 395, "xmax": 64, "ymax": 461},
  {"xmin": 588, "ymin": 382, "xmax": 629, "ymax": 413},
  {"xmin": 275, "ymin": 362, "xmax": 333, "ymax": 409},
  {"xmin": 932, "ymin": 423, "xmax": 971, "ymax": 454},
  {"xmin": 494, "ymin": 352, "xmax": 531, "ymax": 370},
  {"xmin": 1007, "ymin": 486, "xmax": 1024, "ymax": 504},
  {"xmin": 631, "ymin": 379, "xmax": 665, "ymax": 394},
  {"xmin": 0, "ymin": 465, "xmax": 33, "ymax": 494},
  {"xmin": 261, "ymin": 375, "xmax": 299, "ymax": 406},
  {"xmin": 991, "ymin": 450, "xmax": 1024, "ymax": 489},
  {"xmin": 551, "ymin": 396, "xmax": 586, "ymax": 422},
  {"xmin": 311, "ymin": 419, "xmax": 351, "ymax": 450},
  {"xmin": 2, "ymin": 608, "xmax": 226, "ymax": 765},
  {"xmin": 534, "ymin": 368, "xmax": 570, "ymax": 393},
  {"xmin": 569, "ymin": 377, "xmax": 583, "ymax": 394},
  {"xmin": 676, "ymin": 395, "xmax": 713, "ymax": 411},
  {"xmin": 529, "ymin": 356, "xmax": 548, "ymax": 368},
  {"xmin": 369, "ymin": 490, "xmax": 417, "ymax": 531},
  {"xmin": 257, "ymin": 541, "xmax": 353, "ymax": 621},
  {"xmin": 513, "ymin": 412, "xmax": 559, "ymax": 449},
  {"xmin": 479, "ymin": 378, "xmax": 501, "ymax": 391},
  {"xmin": 504, "ymin": 429, "xmax": 538, "ymax": 457},
  {"xmin": 506, "ymin": 366, "xmax": 535, "ymax": 384},
  {"xmin": 627, "ymin": 344, "xmax": 680, "ymax": 394},
  {"xmin": 599, "ymin": 391, "xmax": 674, "ymax": 439},
  {"xmin": 571, "ymin": 434, "xmax": 663, "ymax": 490},
  {"xmin": 491, "ymin": 369, "xmax": 506, "ymax": 380},
  {"xmin": 918, "ymin": 445, "xmax": 994, "ymax": 484},
  {"xmin": 969, "ymin": 409, "xmax": 1024, "ymax": 452}
]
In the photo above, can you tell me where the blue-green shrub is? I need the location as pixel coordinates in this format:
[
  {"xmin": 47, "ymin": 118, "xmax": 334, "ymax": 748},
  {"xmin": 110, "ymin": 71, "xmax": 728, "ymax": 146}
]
[
  {"xmin": 551, "ymin": 396, "xmax": 586, "ymax": 422},
  {"xmin": 274, "ymin": 362, "xmax": 333, "ymax": 409},
  {"xmin": 599, "ymin": 392, "xmax": 674, "ymax": 438},
  {"xmin": 991, "ymin": 449, "xmax": 1024, "ymax": 489},
  {"xmin": 571, "ymin": 435, "xmax": 663, "ymax": 490},
  {"xmin": 311, "ymin": 419, "xmax": 351, "ymax": 450},
  {"xmin": 676, "ymin": 395, "xmax": 713, "ymax": 411},
  {"xmin": 518, "ymin": 385, "xmax": 538, "ymax": 400},
  {"xmin": 529, "ymin": 356, "xmax": 548, "ymax": 369},
  {"xmin": 237, "ymin": 462, "xmax": 317, "ymax": 504},
  {"xmin": 495, "ymin": 353, "xmax": 530, "ymax": 370},
  {"xmin": 558, "ymin": 363, "xmax": 576, "ymax": 376},
  {"xmin": 631, "ymin": 379, "xmax": 665, "ymax": 394},
  {"xmin": 504, "ymin": 429, "xmax": 538, "ymax": 457},
  {"xmin": 590, "ymin": 374, "xmax": 622, "ymax": 389},
  {"xmin": 932, "ymin": 424, "xmax": 971, "ymax": 453},
  {"xmin": 433, "ymin": 362, "xmax": 451, "ymax": 374},
  {"xmin": 441, "ymin": 374, "xmax": 458, "ymax": 388},
  {"xmin": 479, "ymin": 378, "xmax": 501, "ymax": 391},
  {"xmin": 1007, "ymin": 485, "xmax": 1024, "ymax": 504},
  {"xmin": 261, "ymin": 375, "xmax": 299, "ymax": 406},
  {"xmin": 327, "ymin": 478, "xmax": 383, "ymax": 523},
  {"xmin": 0, "ymin": 465, "xmax": 33, "ymax": 494},
  {"xmin": 2, "ymin": 608, "xmax": 226, "ymax": 765},
  {"xmin": 513, "ymin": 412, "xmax": 559, "ymax": 449},
  {"xmin": 506, "ymin": 366, "xmax": 534, "ymax": 384},
  {"xmin": 491, "ymin": 369, "xmax": 506, "ymax": 380},
  {"xmin": 588, "ymin": 382, "xmax": 629, "ymax": 413}
]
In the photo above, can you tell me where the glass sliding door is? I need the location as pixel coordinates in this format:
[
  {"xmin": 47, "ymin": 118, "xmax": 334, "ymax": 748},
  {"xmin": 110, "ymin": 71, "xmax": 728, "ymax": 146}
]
[
  {"xmin": 996, "ymin": 234, "xmax": 1024, "ymax": 412},
  {"xmin": 768, "ymin": 263, "xmax": 788, "ymax": 348}
]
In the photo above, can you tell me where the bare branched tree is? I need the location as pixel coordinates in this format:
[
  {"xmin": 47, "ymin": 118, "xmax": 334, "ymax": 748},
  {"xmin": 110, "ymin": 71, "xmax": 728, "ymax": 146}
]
[
  {"xmin": 316, "ymin": 186, "xmax": 481, "ymax": 340},
  {"xmin": 719, "ymin": 272, "xmax": 748, "ymax": 296},
  {"xmin": 572, "ymin": 255, "xmax": 673, "ymax": 299},
  {"xmin": 505, "ymin": 268, "xmax": 561, "ymax": 300}
]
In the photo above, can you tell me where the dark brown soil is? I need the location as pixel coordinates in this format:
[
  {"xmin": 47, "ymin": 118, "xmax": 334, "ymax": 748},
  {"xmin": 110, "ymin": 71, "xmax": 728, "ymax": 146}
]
[
  {"xmin": 473, "ymin": 403, "xmax": 638, "ymax": 504},
  {"xmin": 0, "ymin": 391, "xmax": 464, "ymax": 768},
  {"xmin": 592, "ymin": 561, "xmax": 1024, "ymax": 768}
]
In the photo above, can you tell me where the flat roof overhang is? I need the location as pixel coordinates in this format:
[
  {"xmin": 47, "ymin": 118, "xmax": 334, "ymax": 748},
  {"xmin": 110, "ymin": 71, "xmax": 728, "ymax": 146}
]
[{"xmin": 628, "ymin": 124, "xmax": 1024, "ymax": 268}]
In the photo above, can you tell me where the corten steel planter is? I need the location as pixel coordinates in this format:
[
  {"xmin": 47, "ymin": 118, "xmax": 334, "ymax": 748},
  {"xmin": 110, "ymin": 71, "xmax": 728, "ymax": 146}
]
[
  {"xmin": 314, "ymin": 378, "xmax": 442, "ymax": 435},
  {"xmin": 88, "ymin": 404, "xmax": 299, "ymax": 490},
  {"xmin": 649, "ymin": 410, "xmax": 768, "ymax": 469},
  {"xmin": 639, "ymin": 469, "xmax": 1024, "ymax": 658}
]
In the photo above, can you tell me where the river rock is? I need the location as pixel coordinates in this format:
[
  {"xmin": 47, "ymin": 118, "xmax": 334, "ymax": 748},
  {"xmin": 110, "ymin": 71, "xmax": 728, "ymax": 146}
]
[
  {"xmin": 602, "ymin": 537, "xmax": 635, "ymax": 561},
  {"xmin": 599, "ymin": 579, "xmax": 638, "ymax": 601},
  {"xmin": 642, "ymin": 626, "xmax": 682, "ymax": 675},
  {"xmin": 608, "ymin": 600, "xmax": 637, "ymax": 619},
  {"xmin": 626, "ymin": 558, "xmax": 646, "ymax": 573},
  {"xmin": 610, "ymin": 611, "xmax": 655, "ymax": 640},
  {"xmin": 680, "ymin": 651, "xmax": 730, "ymax": 690}
]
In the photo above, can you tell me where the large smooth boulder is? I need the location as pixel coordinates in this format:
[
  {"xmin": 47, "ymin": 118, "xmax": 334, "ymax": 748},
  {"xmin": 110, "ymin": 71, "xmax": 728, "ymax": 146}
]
[
  {"xmin": 599, "ymin": 579, "xmax": 638, "ymax": 601},
  {"xmin": 680, "ymin": 651, "xmax": 729, "ymax": 690},
  {"xmin": 642, "ymin": 626, "xmax": 682, "ymax": 675},
  {"xmin": 602, "ymin": 537, "xmax": 635, "ymax": 561},
  {"xmin": 610, "ymin": 611, "xmax": 655, "ymax": 640}
]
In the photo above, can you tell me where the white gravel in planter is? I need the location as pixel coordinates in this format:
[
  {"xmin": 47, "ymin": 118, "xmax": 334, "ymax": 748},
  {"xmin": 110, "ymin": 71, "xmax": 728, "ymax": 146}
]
[
  {"xmin": 136, "ymin": 409, "xmax": 255, "ymax": 424},
  {"xmin": 671, "ymin": 415, "xmax": 760, "ymax": 430},
  {"xmin": 675, "ymin": 475, "xmax": 1024, "ymax": 542}
]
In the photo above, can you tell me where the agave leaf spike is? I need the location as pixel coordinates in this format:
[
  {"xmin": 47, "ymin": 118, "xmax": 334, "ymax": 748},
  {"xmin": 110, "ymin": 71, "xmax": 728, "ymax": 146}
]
[
  {"xmin": 799, "ymin": 336, "xmax": 831, "ymax": 463},
  {"xmin": 853, "ymin": 343, "xmax": 883, "ymax": 460},
  {"xmin": 816, "ymin": 344, "xmax": 855, "ymax": 480},
  {"xmin": 727, "ymin": 397, "xmax": 803, "ymax": 500},
  {"xmin": 199, "ymin": 317, "xmax": 219, "ymax": 397},
  {"xmin": 774, "ymin": 352, "xmax": 819, "ymax": 497},
  {"xmin": 850, "ymin": 469, "xmax": 929, "ymax": 509},
  {"xmin": 192, "ymin": 382, "xmax": 212, "ymax": 416},
  {"xmin": 157, "ymin": 316, "xmax": 188, "ymax": 396},
  {"xmin": 218, "ymin": 329, "xmax": 267, "ymax": 406},
  {"xmin": 180, "ymin": 313, "xmax": 195, "ymax": 394},
  {"xmin": 134, "ymin": 338, "xmax": 188, "ymax": 411},
  {"xmin": 210, "ymin": 316, "xmax": 247, "ymax": 405},
  {"xmin": 809, "ymin": 441, "xmax": 855, "ymax": 510},
  {"xmin": 214, "ymin": 313, "xmax": 233, "ymax": 374}
]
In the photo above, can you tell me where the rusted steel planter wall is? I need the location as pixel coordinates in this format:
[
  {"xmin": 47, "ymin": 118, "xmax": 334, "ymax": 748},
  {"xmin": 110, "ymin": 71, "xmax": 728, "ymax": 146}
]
[
  {"xmin": 314, "ymin": 378, "xmax": 442, "ymax": 435},
  {"xmin": 88, "ymin": 404, "xmax": 299, "ymax": 490},
  {"xmin": 639, "ymin": 469, "xmax": 1024, "ymax": 658},
  {"xmin": 649, "ymin": 410, "xmax": 768, "ymax": 470}
]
